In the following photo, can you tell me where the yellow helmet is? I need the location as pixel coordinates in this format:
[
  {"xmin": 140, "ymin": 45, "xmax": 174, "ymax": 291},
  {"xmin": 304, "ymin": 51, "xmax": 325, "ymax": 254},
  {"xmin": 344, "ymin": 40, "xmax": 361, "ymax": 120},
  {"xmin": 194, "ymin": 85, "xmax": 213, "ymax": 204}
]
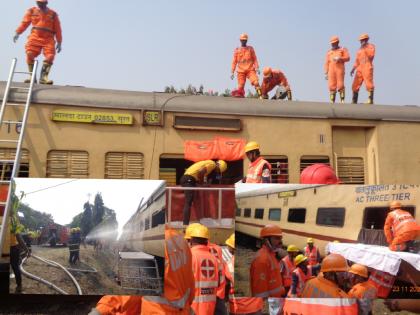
[
  {"xmin": 225, "ymin": 233, "xmax": 235, "ymax": 249},
  {"xmin": 294, "ymin": 254, "xmax": 308, "ymax": 266},
  {"xmin": 185, "ymin": 223, "xmax": 202, "ymax": 240},
  {"xmin": 190, "ymin": 224, "xmax": 210, "ymax": 240},
  {"xmin": 217, "ymin": 160, "xmax": 227, "ymax": 173},
  {"xmin": 307, "ymin": 238, "xmax": 314, "ymax": 243},
  {"xmin": 287, "ymin": 244, "xmax": 299, "ymax": 252},
  {"xmin": 245, "ymin": 141, "xmax": 260, "ymax": 153},
  {"xmin": 239, "ymin": 33, "xmax": 248, "ymax": 41}
]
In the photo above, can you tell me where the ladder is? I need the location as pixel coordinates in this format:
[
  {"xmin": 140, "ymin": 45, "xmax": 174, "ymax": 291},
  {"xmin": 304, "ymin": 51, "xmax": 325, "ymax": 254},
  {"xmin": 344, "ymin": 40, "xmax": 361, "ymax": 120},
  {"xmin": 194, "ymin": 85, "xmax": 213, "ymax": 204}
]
[{"xmin": 0, "ymin": 58, "xmax": 38, "ymax": 255}]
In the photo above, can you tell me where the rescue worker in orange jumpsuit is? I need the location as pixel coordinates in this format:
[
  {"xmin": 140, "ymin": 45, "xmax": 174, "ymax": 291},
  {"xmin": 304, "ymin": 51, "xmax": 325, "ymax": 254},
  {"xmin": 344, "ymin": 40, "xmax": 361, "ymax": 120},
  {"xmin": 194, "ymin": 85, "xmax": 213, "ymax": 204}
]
[
  {"xmin": 288, "ymin": 254, "xmax": 311, "ymax": 298},
  {"xmin": 189, "ymin": 224, "xmax": 219, "ymax": 315},
  {"xmin": 300, "ymin": 163, "xmax": 341, "ymax": 184},
  {"xmin": 384, "ymin": 201, "xmax": 420, "ymax": 251},
  {"xmin": 14, "ymin": 0, "xmax": 62, "ymax": 85},
  {"xmin": 281, "ymin": 244, "xmax": 299, "ymax": 295},
  {"xmin": 324, "ymin": 36, "xmax": 350, "ymax": 103},
  {"xmin": 261, "ymin": 67, "xmax": 292, "ymax": 100},
  {"xmin": 225, "ymin": 234, "xmax": 264, "ymax": 315},
  {"xmin": 243, "ymin": 141, "xmax": 271, "ymax": 183},
  {"xmin": 304, "ymin": 238, "xmax": 321, "ymax": 266},
  {"xmin": 250, "ymin": 225, "xmax": 285, "ymax": 314},
  {"xmin": 231, "ymin": 33, "xmax": 262, "ymax": 98},
  {"xmin": 180, "ymin": 160, "xmax": 227, "ymax": 225},
  {"xmin": 348, "ymin": 264, "xmax": 377, "ymax": 315},
  {"xmin": 208, "ymin": 237, "xmax": 227, "ymax": 315},
  {"xmin": 350, "ymin": 34, "xmax": 376, "ymax": 104},
  {"xmin": 90, "ymin": 226, "xmax": 195, "ymax": 315}
]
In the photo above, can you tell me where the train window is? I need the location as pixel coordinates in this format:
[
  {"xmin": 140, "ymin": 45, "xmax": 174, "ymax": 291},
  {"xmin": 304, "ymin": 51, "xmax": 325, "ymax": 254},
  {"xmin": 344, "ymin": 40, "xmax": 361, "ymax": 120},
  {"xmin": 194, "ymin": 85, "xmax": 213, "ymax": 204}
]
[
  {"xmin": 0, "ymin": 148, "xmax": 30, "ymax": 180},
  {"xmin": 337, "ymin": 157, "xmax": 364, "ymax": 184},
  {"xmin": 236, "ymin": 208, "xmax": 241, "ymax": 217},
  {"xmin": 244, "ymin": 208, "xmax": 251, "ymax": 218},
  {"xmin": 152, "ymin": 209, "xmax": 165, "ymax": 228},
  {"xmin": 269, "ymin": 208, "xmax": 281, "ymax": 221},
  {"xmin": 288, "ymin": 208, "xmax": 306, "ymax": 223},
  {"xmin": 105, "ymin": 152, "xmax": 144, "ymax": 179},
  {"xmin": 363, "ymin": 206, "xmax": 415, "ymax": 229},
  {"xmin": 300, "ymin": 156, "xmax": 330, "ymax": 173},
  {"xmin": 266, "ymin": 156, "xmax": 288, "ymax": 183},
  {"xmin": 46, "ymin": 150, "xmax": 89, "ymax": 178},
  {"xmin": 316, "ymin": 207, "xmax": 345, "ymax": 227},
  {"xmin": 254, "ymin": 208, "xmax": 264, "ymax": 219},
  {"xmin": 145, "ymin": 218, "xmax": 150, "ymax": 230}
]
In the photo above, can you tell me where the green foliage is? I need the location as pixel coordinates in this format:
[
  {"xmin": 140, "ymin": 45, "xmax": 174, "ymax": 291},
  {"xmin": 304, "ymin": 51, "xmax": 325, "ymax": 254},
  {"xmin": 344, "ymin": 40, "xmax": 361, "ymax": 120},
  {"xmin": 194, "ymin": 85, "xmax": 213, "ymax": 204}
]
[{"xmin": 92, "ymin": 193, "xmax": 105, "ymax": 226}]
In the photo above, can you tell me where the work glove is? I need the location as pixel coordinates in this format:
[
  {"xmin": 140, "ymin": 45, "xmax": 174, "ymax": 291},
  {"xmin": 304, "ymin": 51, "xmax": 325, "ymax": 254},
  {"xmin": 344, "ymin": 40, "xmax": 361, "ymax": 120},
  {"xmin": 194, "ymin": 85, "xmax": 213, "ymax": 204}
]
[
  {"xmin": 350, "ymin": 68, "xmax": 355, "ymax": 77},
  {"xmin": 13, "ymin": 33, "xmax": 19, "ymax": 43},
  {"xmin": 56, "ymin": 42, "xmax": 62, "ymax": 53},
  {"xmin": 230, "ymin": 73, "xmax": 234, "ymax": 80}
]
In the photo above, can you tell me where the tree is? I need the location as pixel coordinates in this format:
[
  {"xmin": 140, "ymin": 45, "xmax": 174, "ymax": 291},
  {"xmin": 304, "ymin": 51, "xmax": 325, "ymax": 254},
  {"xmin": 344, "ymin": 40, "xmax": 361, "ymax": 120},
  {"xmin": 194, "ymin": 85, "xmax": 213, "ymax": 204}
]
[
  {"xmin": 92, "ymin": 193, "xmax": 105, "ymax": 226},
  {"xmin": 69, "ymin": 213, "xmax": 83, "ymax": 229},
  {"xmin": 221, "ymin": 89, "xmax": 231, "ymax": 97},
  {"xmin": 80, "ymin": 201, "xmax": 93, "ymax": 236}
]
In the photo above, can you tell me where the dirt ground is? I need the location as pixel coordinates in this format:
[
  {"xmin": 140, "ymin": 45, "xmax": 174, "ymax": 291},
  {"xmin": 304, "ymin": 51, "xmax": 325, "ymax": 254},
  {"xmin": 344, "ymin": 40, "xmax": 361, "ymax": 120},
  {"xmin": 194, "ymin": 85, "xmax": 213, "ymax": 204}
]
[
  {"xmin": 9, "ymin": 244, "xmax": 126, "ymax": 295},
  {"xmin": 235, "ymin": 244, "xmax": 418, "ymax": 315}
]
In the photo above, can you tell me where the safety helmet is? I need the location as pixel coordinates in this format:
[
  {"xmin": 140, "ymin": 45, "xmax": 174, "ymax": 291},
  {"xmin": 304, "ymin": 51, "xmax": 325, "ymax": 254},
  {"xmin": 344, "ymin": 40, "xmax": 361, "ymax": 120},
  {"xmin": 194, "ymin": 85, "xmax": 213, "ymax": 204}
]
[
  {"xmin": 70, "ymin": 228, "xmax": 76, "ymax": 233},
  {"xmin": 307, "ymin": 238, "xmax": 314, "ymax": 244},
  {"xmin": 75, "ymin": 227, "xmax": 81, "ymax": 231},
  {"xmin": 263, "ymin": 67, "xmax": 272, "ymax": 77},
  {"xmin": 225, "ymin": 233, "xmax": 235, "ymax": 249},
  {"xmin": 184, "ymin": 223, "xmax": 202, "ymax": 240},
  {"xmin": 36, "ymin": 0, "xmax": 48, "ymax": 2},
  {"xmin": 333, "ymin": 240, "xmax": 340, "ymax": 243},
  {"xmin": 330, "ymin": 36, "xmax": 340, "ymax": 44},
  {"xmin": 390, "ymin": 201, "xmax": 402, "ymax": 210},
  {"xmin": 217, "ymin": 160, "xmax": 227, "ymax": 173},
  {"xmin": 244, "ymin": 141, "xmax": 260, "ymax": 153},
  {"xmin": 294, "ymin": 254, "xmax": 308, "ymax": 266},
  {"xmin": 359, "ymin": 33, "xmax": 369, "ymax": 41},
  {"xmin": 300, "ymin": 163, "xmax": 341, "ymax": 184},
  {"xmin": 190, "ymin": 224, "xmax": 210, "ymax": 240},
  {"xmin": 260, "ymin": 224, "xmax": 282, "ymax": 238},
  {"xmin": 287, "ymin": 244, "xmax": 299, "ymax": 252},
  {"xmin": 348, "ymin": 264, "xmax": 368, "ymax": 278},
  {"xmin": 240, "ymin": 33, "xmax": 248, "ymax": 41},
  {"xmin": 321, "ymin": 253, "xmax": 349, "ymax": 273}
]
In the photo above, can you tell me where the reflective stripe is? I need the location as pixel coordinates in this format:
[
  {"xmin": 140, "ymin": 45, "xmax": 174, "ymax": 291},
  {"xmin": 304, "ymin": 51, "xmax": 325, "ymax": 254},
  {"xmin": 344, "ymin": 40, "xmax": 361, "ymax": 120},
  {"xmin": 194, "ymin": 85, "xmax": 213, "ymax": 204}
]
[
  {"xmin": 254, "ymin": 286, "xmax": 282, "ymax": 298},
  {"xmin": 193, "ymin": 295, "xmax": 216, "ymax": 303},
  {"xmin": 195, "ymin": 280, "xmax": 218, "ymax": 288},
  {"xmin": 394, "ymin": 217, "xmax": 416, "ymax": 232},
  {"xmin": 288, "ymin": 298, "xmax": 357, "ymax": 307},
  {"xmin": 32, "ymin": 26, "xmax": 55, "ymax": 33},
  {"xmin": 370, "ymin": 274, "xmax": 393, "ymax": 288},
  {"xmin": 142, "ymin": 288, "xmax": 191, "ymax": 309}
]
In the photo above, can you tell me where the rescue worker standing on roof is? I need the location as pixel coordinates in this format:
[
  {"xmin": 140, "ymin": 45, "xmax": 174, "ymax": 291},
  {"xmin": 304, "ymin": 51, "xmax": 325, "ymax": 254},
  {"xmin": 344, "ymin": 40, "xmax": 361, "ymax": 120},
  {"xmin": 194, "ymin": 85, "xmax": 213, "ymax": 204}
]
[
  {"xmin": 243, "ymin": 141, "xmax": 271, "ymax": 183},
  {"xmin": 324, "ymin": 36, "xmax": 350, "ymax": 103},
  {"xmin": 348, "ymin": 264, "xmax": 377, "ymax": 315},
  {"xmin": 304, "ymin": 238, "xmax": 321, "ymax": 266},
  {"xmin": 189, "ymin": 224, "xmax": 219, "ymax": 315},
  {"xmin": 180, "ymin": 160, "xmax": 227, "ymax": 225},
  {"xmin": 250, "ymin": 225, "xmax": 285, "ymax": 314},
  {"xmin": 14, "ymin": 0, "xmax": 62, "ymax": 85},
  {"xmin": 231, "ymin": 33, "xmax": 263, "ymax": 99},
  {"xmin": 261, "ymin": 67, "xmax": 292, "ymax": 100},
  {"xmin": 384, "ymin": 201, "xmax": 420, "ymax": 251},
  {"xmin": 351, "ymin": 33, "xmax": 375, "ymax": 104},
  {"xmin": 281, "ymin": 245, "xmax": 299, "ymax": 294}
]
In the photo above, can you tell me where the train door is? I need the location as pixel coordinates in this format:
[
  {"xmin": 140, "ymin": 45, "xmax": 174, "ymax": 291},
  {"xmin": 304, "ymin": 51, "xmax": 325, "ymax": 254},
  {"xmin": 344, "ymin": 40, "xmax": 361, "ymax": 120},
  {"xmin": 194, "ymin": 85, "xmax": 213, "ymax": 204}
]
[
  {"xmin": 332, "ymin": 127, "xmax": 369, "ymax": 184},
  {"xmin": 159, "ymin": 154, "xmax": 243, "ymax": 185}
]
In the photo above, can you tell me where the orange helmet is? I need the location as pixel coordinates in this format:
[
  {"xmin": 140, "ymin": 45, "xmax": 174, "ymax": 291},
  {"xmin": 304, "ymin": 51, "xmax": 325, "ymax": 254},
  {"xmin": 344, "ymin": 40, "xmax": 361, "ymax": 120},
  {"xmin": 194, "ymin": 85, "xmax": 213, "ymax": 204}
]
[
  {"xmin": 330, "ymin": 36, "xmax": 339, "ymax": 44},
  {"xmin": 240, "ymin": 33, "xmax": 248, "ymax": 41},
  {"xmin": 390, "ymin": 201, "xmax": 402, "ymax": 210},
  {"xmin": 320, "ymin": 253, "xmax": 349, "ymax": 273},
  {"xmin": 359, "ymin": 33, "xmax": 369, "ymax": 41},
  {"xmin": 260, "ymin": 224, "xmax": 282, "ymax": 238},
  {"xmin": 300, "ymin": 163, "xmax": 340, "ymax": 184},
  {"xmin": 348, "ymin": 264, "xmax": 368, "ymax": 278},
  {"xmin": 263, "ymin": 67, "xmax": 272, "ymax": 77}
]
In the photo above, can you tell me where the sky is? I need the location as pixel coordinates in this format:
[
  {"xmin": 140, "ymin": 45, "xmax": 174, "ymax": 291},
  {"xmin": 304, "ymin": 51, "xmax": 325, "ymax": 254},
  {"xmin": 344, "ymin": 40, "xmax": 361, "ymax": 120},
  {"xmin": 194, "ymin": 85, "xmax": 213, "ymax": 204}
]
[
  {"xmin": 14, "ymin": 178, "xmax": 164, "ymax": 237},
  {"xmin": 1, "ymin": 0, "xmax": 420, "ymax": 105}
]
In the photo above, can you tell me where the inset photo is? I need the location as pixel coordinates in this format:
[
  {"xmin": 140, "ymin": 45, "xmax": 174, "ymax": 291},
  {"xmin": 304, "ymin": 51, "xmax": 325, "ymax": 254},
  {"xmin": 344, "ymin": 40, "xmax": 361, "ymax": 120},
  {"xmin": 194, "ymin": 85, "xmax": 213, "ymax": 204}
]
[
  {"xmin": 234, "ymin": 184, "xmax": 420, "ymax": 307},
  {"xmin": 7, "ymin": 178, "xmax": 165, "ymax": 295}
]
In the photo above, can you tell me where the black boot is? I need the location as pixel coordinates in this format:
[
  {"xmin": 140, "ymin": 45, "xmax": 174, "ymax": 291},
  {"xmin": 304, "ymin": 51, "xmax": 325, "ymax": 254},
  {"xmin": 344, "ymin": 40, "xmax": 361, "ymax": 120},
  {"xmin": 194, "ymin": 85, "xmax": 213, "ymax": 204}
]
[
  {"xmin": 339, "ymin": 90, "xmax": 345, "ymax": 103},
  {"xmin": 367, "ymin": 90, "xmax": 374, "ymax": 104},
  {"xmin": 352, "ymin": 92, "xmax": 359, "ymax": 104}
]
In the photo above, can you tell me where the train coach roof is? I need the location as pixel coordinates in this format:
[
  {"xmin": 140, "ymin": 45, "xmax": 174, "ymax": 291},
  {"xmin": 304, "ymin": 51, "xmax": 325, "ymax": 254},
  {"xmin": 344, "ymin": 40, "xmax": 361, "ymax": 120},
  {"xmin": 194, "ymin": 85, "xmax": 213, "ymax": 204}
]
[
  {"xmin": 2, "ymin": 81, "xmax": 420, "ymax": 122},
  {"xmin": 235, "ymin": 183, "xmax": 322, "ymax": 199}
]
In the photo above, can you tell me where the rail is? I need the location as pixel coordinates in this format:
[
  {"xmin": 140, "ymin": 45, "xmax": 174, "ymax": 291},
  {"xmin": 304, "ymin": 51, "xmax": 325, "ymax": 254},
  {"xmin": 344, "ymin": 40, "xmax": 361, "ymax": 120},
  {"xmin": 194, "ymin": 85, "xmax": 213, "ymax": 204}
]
[{"xmin": 166, "ymin": 186, "xmax": 235, "ymax": 226}]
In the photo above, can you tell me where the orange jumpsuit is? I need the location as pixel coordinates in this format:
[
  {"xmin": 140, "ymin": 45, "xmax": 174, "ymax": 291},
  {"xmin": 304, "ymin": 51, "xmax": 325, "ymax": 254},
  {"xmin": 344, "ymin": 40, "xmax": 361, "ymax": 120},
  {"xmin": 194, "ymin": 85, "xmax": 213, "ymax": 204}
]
[
  {"xmin": 384, "ymin": 209, "xmax": 420, "ymax": 251},
  {"xmin": 16, "ymin": 7, "xmax": 62, "ymax": 65},
  {"xmin": 352, "ymin": 43, "xmax": 375, "ymax": 92},
  {"xmin": 208, "ymin": 242, "xmax": 226, "ymax": 301},
  {"xmin": 301, "ymin": 274, "xmax": 350, "ymax": 298},
  {"xmin": 231, "ymin": 46, "xmax": 260, "ymax": 91},
  {"xmin": 95, "ymin": 296, "xmax": 142, "ymax": 315},
  {"xmin": 191, "ymin": 244, "xmax": 219, "ymax": 315},
  {"xmin": 250, "ymin": 244, "xmax": 285, "ymax": 298},
  {"xmin": 324, "ymin": 47, "xmax": 350, "ymax": 92},
  {"xmin": 261, "ymin": 69, "xmax": 291, "ymax": 97}
]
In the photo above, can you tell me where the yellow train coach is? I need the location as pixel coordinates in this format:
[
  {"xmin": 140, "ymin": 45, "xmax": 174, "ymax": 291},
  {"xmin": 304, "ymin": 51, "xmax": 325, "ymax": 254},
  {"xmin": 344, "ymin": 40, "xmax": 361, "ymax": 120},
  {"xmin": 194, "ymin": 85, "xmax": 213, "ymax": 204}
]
[{"xmin": 1, "ymin": 82, "xmax": 420, "ymax": 184}]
